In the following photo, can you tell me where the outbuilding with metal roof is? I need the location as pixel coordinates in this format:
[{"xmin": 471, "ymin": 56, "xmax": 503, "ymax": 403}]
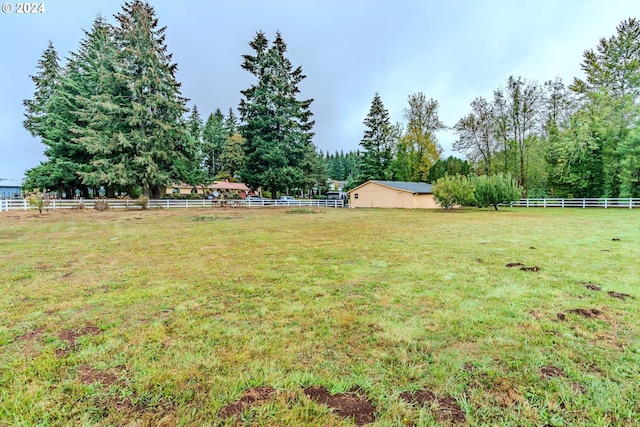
[{"xmin": 347, "ymin": 180, "xmax": 437, "ymax": 209}]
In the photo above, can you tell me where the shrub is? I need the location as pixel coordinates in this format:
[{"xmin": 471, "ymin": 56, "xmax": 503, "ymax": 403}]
[
  {"xmin": 136, "ymin": 196, "xmax": 150, "ymax": 210},
  {"xmin": 473, "ymin": 173, "xmax": 522, "ymax": 210},
  {"xmin": 94, "ymin": 198, "xmax": 109, "ymax": 211},
  {"xmin": 432, "ymin": 175, "xmax": 476, "ymax": 211}
]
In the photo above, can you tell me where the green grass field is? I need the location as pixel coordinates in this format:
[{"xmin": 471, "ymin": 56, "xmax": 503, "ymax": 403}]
[{"xmin": 1, "ymin": 207, "xmax": 639, "ymax": 426}]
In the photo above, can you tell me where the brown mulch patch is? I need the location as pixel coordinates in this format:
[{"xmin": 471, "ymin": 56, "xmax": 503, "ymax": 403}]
[
  {"xmin": 505, "ymin": 262, "xmax": 525, "ymax": 267},
  {"xmin": 540, "ymin": 365, "xmax": 566, "ymax": 379},
  {"xmin": 566, "ymin": 308, "xmax": 603, "ymax": 318},
  {"xmin": 218, "ymin": 387, "xmax": 276, "ymax": 419},
  {"xmin": 78, "ymin": 364, "xmax": 121, "ymax": 387},
  {"xmin": 304, "ymin": 386, "xmax": 376, "ymax": 426},
  {"xmin": 17, "ymin": 326, "xmax": 46, "ymax": 341},
  {"xmin": 607, "ymin": 291, "xmax": 633, "ymax": 300},
  {"xmin": 400, "ymin": 389, "xmax": 466, "ymax": 424}
]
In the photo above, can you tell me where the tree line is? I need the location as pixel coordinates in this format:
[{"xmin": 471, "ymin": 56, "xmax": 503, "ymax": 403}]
[
  {"xmin": 22, "ymin": 1, "xmax": 324, "ymax": 199},
  {"xmin": 22, "ymin": 2, "xmax": 639, "ymax": 199},
  {"xmin": 353, "ymin": 18, "xmax": 640, "ymax": 198}
]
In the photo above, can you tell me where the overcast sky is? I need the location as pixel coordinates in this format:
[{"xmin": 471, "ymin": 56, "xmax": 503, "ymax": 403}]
[{"xmin": 0, "ymin": 0, "xmax": 637, "ymax": 181}]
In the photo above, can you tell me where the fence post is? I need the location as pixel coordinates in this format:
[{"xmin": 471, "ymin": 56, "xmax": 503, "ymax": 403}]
[
  {"xmin": 561, "ymin": 199, "xmax": 565, "ymax": 208},
  {"xmin": 604, "ymin": 198, "xmax": 608, "ymax": 209},
  {"xmin": 582, "ymin": 199, "xmax": 586, "ymax": 208},
  {"xmin": 631, "ymin": 198, "xmax": 633, "ymax": 209}
]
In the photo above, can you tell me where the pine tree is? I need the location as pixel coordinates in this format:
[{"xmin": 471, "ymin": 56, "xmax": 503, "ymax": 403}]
[
  {"xmin": 104, "ymin": 0, "xmax": 195, "ymax": 198},
  {"xmin": 224, "ymin": 107, "xmax": 238, "ymax": 136},
  {"xmin": 239, "ymin": 31, "xmax": 315, "ymax": 197},
  {"xmin": 202, "ymin": 109, "xmax": 226, "ymax": 179},
  {"xmin": 359, "ymin": 93, "xmax": 395, "ymax": 182},
  {"xmin": 69, "ymin": 16, "xmax": 129, "ymax": 197},
  {"xmin": 22, "ymin": 41, "xmax": 63, "ymax": 193}
]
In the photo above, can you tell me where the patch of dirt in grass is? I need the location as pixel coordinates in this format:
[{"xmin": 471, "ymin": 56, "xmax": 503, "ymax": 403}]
[
  {"xmin": 505, "ymin": 262, "xmax": 525, "ymax": 267},
  {"xmin": 190, "ymin": 215, "xmax": 242, "ymax": 221},
  {"xmin": 218, "ymin": 386, "xmax": 276, "ymax": 419},
  {"xmin": 528, "ymin": 310, "xmax": 545, "ymax": 320},
  {"xmin": 520, "ymin": 266, "xmax": 540, "ymax": 272},
  {"xmin": 400, "ymin": 389, "xmax": 436, "ymax": 405},
  {"xmin": 580, "ymin": 282, "xmax": 602, "ymax": 291},
  {"xmin": 58, "ymin": 325, "xmax": 102, "ymax": 345},
  {"xmin": 566, "ymin": 308, "xmax": 603, "ymax": 318},
  {"xmin": 400, "ymin": 389, "xmax": 466, "ymax": 424},
  {"xmin": 17, "ymin": 326, "xmax": 46, "ymax": 341},
  {"xmin": 78, "ymin": 364, "xmax": 121, "ymax": 387},
  {"xmin": 607, "ymin": 291, "xmax": 633, "ymax": 300},
  {"xmin": 304, "ymin": 386, "xmax": 376, "ymax": 426},
  {"xmin": 540, "ymin": 365, "xmax": 566, "ymax": 378},
  {"xmin": 56, "ymin": 325, "xmax": 102, "ymax": 357},
  {"xmin": 612, "ymin": 237, "xmax": 621, "ymax": 241},
  {"xmin": 487, "ymin": 378, "xmax": 523, "ymax": 407}
]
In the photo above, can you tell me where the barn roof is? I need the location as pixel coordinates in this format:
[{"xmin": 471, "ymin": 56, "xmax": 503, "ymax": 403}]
[{"xmin": 349, "ymin": 180, "xmax": 433, "ymax": 194}]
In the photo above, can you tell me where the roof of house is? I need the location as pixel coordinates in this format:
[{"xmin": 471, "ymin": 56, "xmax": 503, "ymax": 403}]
[
  {"xmin": 0, "ymin": 179, "xmax": 23, "ymax": 188},
  {"xmin": 349, "ymin": 180, "xmax": 433, "ymax": 194},
  {"xmin": 170, "ymin": 181, "xmax": 250, "ymax": 191}
]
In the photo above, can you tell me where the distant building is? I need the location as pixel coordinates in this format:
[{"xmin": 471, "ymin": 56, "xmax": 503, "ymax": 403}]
[
  {"xmin": 327, "ymin": 179, "xmax": 347, "ymax": 191},
  {"xmin": 0, "ymin": 180, "xmax": 23, "ymax": 199},
  {"xmin": 347, "ymin": 180, "xmax": 437, "ymax": 209},
  {"xmin": 162, "ymin": 180, "xmax": 250, "ymax": 198}
]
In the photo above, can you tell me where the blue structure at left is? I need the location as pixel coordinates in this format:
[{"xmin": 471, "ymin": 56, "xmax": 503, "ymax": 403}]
[{"xmin": 0, "ymin": 180, "xmax": 23, "ymax": 199}]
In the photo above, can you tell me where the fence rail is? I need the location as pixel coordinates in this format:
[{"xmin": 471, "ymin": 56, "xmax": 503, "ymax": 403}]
[
  {"xmin": 511, "ymin": 198, "xmax": 640, "ymax": 208},
  {"xmin": 0, "ymin": 198, "xmax": 345, "ymax": 212}
]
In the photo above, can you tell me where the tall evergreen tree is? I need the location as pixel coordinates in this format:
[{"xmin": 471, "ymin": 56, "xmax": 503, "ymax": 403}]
[
  {"xmin": 22, "ymin": 41, "xmax": 64, "ymax": 193},
  {"xmin": 85, "ymin": 0, "xmax": 195, "ymax": 198},
  {"xmin": 239, "ymin": 31, "xmax": 315, "ymax": 197},
  {"xmin": 224, "ymin": 107, "xmax": 238, "ymax": 136},
  {"xmin": 201, "ymin": 109, "xmax": 226, "ymax": 179},
  {"xmin": 359, "ymin": 93, "xmax": 395, "ymax": 182}
]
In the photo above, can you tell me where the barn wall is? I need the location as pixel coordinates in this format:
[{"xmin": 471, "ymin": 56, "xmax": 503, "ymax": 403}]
[{"xmin": 348, "ymin": 182, "xmax": 436, "ymax": 209}]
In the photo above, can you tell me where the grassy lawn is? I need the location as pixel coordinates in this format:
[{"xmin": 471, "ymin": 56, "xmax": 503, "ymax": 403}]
[{"xmin": 1, "ymin": 207, "xmax": 639, "ymax": 426}]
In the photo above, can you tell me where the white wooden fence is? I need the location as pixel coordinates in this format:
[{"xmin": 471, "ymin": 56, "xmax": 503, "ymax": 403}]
[
  {"xmin": 0, "ymin": 198, "xmax": 345, "ymax": 212},
  {"xmin": 511, "ymin": 198, "xmax": 640, "ymax": 209}
]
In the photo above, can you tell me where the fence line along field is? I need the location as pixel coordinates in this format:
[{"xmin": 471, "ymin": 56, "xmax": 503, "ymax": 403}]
[{"xmin": 1, "ymin": 207, "xmax": 638, "ymax": 426}]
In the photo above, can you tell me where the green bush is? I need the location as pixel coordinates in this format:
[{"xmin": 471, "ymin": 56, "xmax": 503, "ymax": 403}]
[
  {"xmin": 473, "ymin": 173, "xmax": 522, "ymax": 210},
  {"xmin": 432, "ymin": 175, "xmax": 476, "ymax": 211}
]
